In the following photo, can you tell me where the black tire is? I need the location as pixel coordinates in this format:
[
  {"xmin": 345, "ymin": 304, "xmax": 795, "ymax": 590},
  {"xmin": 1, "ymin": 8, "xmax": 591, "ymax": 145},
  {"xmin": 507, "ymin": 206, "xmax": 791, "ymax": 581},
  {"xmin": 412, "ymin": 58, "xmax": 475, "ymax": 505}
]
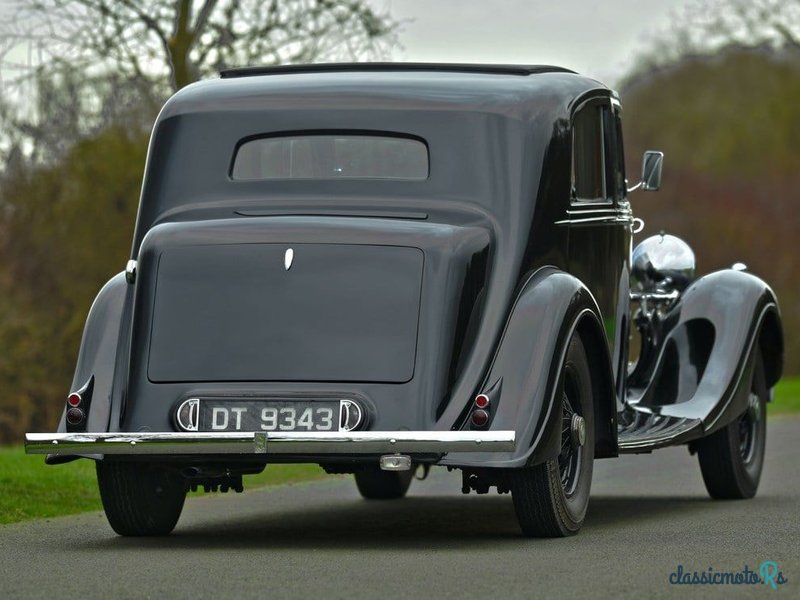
[
  {"xmin": 697, "ymin": 350, "xmax": 768, "ymax": 499},
  {"xmin": 510, "ymin": 335, "xmax": 595, "ymax": 537},
  {"xmin": 96, "ymin": 461, "xmax": 187, "ymax": 536},
  {"xmin": 354, "ymin": 467, "xmax": 414, "ymax": 500}
]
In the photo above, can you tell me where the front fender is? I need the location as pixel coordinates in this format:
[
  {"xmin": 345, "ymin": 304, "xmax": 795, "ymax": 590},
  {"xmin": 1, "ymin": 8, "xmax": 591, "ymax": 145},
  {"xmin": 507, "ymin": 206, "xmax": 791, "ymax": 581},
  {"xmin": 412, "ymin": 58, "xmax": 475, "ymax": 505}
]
[
  {"xmin": 442, "ymin": 267, "xmax": 616, "ymax": 468},
  {"xmin": 55, "ymin": 273, "xmax": 128, "ymax": 435},
  {"xmin": 630, "ymin": 269, "xmax": 783, "ymax": 435}
]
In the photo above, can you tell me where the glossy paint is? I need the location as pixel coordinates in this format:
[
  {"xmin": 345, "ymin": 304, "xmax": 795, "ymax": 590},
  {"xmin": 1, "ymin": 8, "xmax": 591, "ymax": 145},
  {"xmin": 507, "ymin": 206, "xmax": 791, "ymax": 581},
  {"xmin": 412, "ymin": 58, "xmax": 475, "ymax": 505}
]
[
  {"xmin": 45, "ymin": 64, "xmax": 782, "ymax": 468},
  {"xmin": 625, "ymin": 269, "xmax": 782, "ymax": 449},
  {"xmin": 440, "ymin": 267, "xmax": 616, "ymax": 468},
  {"xmin": 65, "ymin": 273, "xmax": 127, "ymax": 434},
  {"xmin": 121, "ymin": 65, "xmax": 616, "ymax": 467}
]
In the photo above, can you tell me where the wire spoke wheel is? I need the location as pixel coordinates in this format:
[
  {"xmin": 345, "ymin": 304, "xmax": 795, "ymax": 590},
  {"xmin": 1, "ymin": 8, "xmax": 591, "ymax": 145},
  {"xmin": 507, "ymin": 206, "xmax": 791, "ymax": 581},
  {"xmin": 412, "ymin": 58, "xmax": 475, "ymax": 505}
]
[
  {"xmin": 738, "ymin": 392, "xmax": 760, "ymax": 465},
  {"xmin": 558, "ymin": 384, "xmax": 583, "ymax": 497},
  {"xmin": 697, "ymin": 350, "xmax": 768, "ymax": 499},
  {"xmin": 510, "ymin": 334, "xmax": 594, "ymax": 537}
]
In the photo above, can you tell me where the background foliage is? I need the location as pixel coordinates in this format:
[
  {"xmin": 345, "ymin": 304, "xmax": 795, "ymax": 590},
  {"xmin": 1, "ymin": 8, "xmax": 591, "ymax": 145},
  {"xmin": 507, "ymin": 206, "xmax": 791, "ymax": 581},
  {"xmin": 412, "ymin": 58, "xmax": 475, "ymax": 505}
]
[
  {"xmin": 0, "ymin": 0, "xmax": 400, "ymax": 443},
  {"xmin": 0, "ymin": 126, "xmax": 148, "ymax": 441},
  {"xmin": 621, "ymin": 46, "xmax": 799, "ymax": 374}
]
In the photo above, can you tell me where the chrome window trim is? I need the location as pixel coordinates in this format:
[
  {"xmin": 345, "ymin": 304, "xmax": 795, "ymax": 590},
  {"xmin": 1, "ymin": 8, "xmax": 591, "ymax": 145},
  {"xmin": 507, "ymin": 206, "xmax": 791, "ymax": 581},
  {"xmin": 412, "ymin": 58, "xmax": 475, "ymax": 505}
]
[{"xmin": 570, "ymin": 96, "xmax": 611, "ymax": 206}]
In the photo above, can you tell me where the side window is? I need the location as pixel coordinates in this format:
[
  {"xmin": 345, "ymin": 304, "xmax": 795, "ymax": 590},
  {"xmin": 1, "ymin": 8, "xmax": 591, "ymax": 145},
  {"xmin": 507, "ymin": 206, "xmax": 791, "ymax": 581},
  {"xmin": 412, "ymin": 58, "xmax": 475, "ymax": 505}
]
[
  {"xmin": 603, "ymin": 106, "xmax": 627, "ymax": 202},
  {"xmin": 571, "ymin": 103, "xmax": 606, "ymax": 202}
]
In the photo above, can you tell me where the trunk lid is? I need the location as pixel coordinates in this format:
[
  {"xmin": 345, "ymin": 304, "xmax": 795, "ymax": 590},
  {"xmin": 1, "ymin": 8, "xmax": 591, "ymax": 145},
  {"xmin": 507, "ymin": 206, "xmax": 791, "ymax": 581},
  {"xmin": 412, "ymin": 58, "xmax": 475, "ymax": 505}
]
[{"xmin": 147, "ymin": 242, "xmax": 423, "ymax": 383}]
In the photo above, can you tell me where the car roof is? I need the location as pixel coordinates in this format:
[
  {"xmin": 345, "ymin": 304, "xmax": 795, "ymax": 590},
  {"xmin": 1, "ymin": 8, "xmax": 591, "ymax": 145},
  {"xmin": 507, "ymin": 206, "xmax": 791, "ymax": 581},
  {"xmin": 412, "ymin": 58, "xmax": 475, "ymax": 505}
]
[
  {"xmin": 160, "ymin": 62, "xmax": 606, "ymax": 122},
  {"xmin": 134, "ymin": 64, "xmax": 609, "ymax": 251}
]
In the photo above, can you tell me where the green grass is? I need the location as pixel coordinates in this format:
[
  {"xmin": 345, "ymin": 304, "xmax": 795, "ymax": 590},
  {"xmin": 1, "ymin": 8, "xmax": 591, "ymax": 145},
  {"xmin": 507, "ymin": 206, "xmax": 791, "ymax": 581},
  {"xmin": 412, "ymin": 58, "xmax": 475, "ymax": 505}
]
[
  {"xmin": 0, "ymin": 448, "xmax": 328, "ymax": 525},
  {"xmin": 0, "ymin": 447, "xmax": 102, "ymax": 525},
  {"xmin": 771, "ymin": 377, "xmax": 800, "ymax": 415}
]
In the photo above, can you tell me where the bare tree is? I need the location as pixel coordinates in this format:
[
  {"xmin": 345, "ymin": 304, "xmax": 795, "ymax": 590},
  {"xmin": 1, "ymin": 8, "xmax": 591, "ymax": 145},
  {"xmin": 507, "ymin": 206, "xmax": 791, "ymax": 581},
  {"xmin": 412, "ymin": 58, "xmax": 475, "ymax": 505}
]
[
  {"xmin": 684, "ymin": 0, "xmax": 798, "ymax": 49},
  {"xmin": 0, "ymin": 1, "xmax": 400, "ymax": 161},
  {"xmin": 633, "ymin": 0, "xmax": 800, "ymax": 72},
  {"xmin": 2, "ymin": 0, "xmax": 400, "ymax": 93}
]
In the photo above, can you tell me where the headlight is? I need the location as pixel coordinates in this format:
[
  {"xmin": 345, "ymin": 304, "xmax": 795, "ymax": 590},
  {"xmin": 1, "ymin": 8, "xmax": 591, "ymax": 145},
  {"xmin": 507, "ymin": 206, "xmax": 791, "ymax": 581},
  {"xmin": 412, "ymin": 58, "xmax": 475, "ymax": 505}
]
[{"xmin": 632, "ymin": 233, "xmax": 695, "ymax": 293}]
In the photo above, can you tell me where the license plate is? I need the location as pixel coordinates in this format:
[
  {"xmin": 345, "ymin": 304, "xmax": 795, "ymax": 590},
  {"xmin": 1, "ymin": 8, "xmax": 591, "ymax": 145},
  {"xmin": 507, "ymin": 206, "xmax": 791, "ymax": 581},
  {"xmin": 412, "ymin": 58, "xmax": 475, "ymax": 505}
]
[{"xmin": 194, "ymin": 399, "xmax": 362, "ymax": 432}]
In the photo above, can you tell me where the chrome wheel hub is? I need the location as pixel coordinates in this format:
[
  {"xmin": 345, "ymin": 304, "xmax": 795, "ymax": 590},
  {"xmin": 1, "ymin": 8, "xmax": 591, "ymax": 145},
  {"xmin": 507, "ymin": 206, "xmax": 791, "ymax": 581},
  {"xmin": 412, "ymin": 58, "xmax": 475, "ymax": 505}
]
[{"xmin": 570, "ymin": 414, "xmax": 586, "ymax": 448}]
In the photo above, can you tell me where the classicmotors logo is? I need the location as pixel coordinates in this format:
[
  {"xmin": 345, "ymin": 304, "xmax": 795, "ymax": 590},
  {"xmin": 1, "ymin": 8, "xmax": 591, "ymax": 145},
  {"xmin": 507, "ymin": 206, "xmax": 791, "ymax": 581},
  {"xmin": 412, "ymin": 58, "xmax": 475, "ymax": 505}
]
[{"xmin": 669, "ymin": 562, "xmax": 788, "ymax": 590}]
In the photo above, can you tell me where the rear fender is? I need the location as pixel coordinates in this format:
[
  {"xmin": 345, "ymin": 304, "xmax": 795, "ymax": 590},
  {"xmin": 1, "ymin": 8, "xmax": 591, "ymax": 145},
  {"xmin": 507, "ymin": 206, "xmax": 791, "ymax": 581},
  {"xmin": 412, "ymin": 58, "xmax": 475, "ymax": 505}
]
[
  {"xmin": 54, "ymin": 273, "xmax": 128, "ymax": 436},
  {"xmin": 442, "ymin": 267, "xmax": 617, "ymax": 468}
]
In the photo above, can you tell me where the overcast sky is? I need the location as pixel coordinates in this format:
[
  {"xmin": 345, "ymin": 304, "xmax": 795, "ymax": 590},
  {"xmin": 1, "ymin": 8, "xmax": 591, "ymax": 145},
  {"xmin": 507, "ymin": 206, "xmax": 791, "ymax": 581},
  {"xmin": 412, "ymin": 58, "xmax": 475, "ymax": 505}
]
[
  {"xmin": 380, "ymin": 0, "xmax": 693, "ymax": 83},
  {"xmin": 0, "ymin": 0, "xmax": 695, "ymax": 86}
]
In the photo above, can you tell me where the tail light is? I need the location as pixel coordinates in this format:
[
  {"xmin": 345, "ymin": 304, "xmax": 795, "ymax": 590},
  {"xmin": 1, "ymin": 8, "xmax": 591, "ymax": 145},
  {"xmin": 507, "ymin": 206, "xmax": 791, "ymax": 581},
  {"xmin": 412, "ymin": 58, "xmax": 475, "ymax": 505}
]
[
  {"xmin": 66, "ymin": 407, "xmax": 85, "ymax": 425},
  {"xmin": 470, "ymin": 383, "xmax": 500, "ymax": 429},
  {"xmin": 65, "ymin": 377, "xmax": 94, "ymax": 432},
  {"xmin": 474, "ymin": 394, "xmax": 490, "ymax": 409},
  {"xmin": 470, "ymin": 409, "xmax": 489, "ymax": 427}
]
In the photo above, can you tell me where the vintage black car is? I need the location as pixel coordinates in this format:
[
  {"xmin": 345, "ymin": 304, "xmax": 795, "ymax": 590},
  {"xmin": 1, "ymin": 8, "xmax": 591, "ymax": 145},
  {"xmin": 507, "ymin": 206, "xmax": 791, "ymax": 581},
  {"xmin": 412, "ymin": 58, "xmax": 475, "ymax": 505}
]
[{"xmin": 26, "ymin": 63, "xmax": 783, "ymax": 538}]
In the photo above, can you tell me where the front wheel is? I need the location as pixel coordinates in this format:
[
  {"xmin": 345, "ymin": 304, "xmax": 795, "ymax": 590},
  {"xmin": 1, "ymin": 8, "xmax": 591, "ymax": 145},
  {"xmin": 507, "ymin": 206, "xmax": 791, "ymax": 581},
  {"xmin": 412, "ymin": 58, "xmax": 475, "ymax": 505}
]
[
  {"xmin": 510, "ymin": 335, "xmax": 595, "ymax": 537},
  {"xmin": 96, "ymin": 461, "xmax": 187, "ymax": 536},
  {"xmin": 696, "ymin": 350, "xmax": 768, "ymax": 499}
]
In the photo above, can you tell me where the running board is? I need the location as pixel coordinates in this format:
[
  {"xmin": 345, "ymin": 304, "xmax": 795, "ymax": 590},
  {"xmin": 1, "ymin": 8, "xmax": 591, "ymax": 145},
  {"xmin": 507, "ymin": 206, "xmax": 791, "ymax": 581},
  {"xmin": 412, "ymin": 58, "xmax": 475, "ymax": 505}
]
[{"xmin": 617, "ymin": 413, "xmax": 703, "ymax": 453}]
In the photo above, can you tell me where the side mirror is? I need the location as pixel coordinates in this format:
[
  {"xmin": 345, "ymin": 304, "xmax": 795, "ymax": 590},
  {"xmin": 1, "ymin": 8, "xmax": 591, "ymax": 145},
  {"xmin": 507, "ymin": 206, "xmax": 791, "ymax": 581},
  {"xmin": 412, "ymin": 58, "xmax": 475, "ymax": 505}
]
[{"xmin": 628, "ymin": 150, "xmax": 664, "ymax": 193}]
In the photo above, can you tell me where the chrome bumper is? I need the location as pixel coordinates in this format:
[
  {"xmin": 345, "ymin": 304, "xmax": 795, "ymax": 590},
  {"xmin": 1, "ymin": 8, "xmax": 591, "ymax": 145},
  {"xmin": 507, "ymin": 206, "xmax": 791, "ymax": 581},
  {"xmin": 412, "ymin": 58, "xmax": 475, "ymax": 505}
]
[{"xmin": 25, "ymin": 430, "xmax": 515, "ymax": 456}]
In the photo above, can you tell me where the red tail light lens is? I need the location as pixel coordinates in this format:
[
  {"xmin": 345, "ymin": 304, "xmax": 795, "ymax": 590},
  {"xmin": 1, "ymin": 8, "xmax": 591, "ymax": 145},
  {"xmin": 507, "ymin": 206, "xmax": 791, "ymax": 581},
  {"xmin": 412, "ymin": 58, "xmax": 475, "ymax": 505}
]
[
  {"xmin": 67, "ymin": 393, "xmax": 82, "ymax": 407},
  {"xmin": 66, "ymin": 407, "xmax": 85, "ymax": 425},
  {"xmin": 475, "ymin": 394, "xmax": 490, "ymax": 409},
  {"xmin": 471, "ymin": 409, "xmax": 489, "ymax": 427}
]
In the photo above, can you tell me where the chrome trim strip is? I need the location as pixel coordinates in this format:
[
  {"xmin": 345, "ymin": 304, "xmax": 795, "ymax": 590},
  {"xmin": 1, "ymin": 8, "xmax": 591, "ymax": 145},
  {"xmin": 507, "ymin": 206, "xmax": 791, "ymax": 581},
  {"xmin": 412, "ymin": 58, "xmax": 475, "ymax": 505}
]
[
  {"xmin": 630, "ymin": 290, "xmax": 680, "ymax": 303},
  {"xmin": 25, "ymin": 430, "xmax": 516, "ymax": 456},
  {"xmin": 565, "ymin": 207, "xmax": 620, "ymax": 215},
  {"xmin": 555, "ymin": 215, "xmax": 633, "ymax": 226},
  {"xmin": 569, "ymin": 199, "xmax": 614, "ymax": 208}
]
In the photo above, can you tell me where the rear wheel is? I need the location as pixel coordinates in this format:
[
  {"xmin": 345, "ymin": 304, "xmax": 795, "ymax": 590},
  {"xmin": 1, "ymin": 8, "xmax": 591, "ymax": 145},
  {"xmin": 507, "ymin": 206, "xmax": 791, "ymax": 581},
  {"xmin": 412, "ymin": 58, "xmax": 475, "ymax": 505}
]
[
  {"xmin": 696, "ymin": 350, "xmax": 768, "ymax": 499},
  {"xmin": 510, "ymin": 335, "xmax": 595, "ymax": 537},
  {"xmin": 354, "ymin": 467, "xmax": 413, "ymax": 500},
  {"xmin": 96, "ymin": 461, "xmax": 187, "ymax": 536}
]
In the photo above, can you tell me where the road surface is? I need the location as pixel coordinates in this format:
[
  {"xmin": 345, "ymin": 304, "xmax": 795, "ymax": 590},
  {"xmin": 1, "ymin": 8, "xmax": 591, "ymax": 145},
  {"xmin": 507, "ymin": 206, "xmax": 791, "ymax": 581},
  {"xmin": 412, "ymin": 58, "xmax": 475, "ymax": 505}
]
[{"xmin": 1, "ymin": 419, "xmax": 798, "ymax": 599}]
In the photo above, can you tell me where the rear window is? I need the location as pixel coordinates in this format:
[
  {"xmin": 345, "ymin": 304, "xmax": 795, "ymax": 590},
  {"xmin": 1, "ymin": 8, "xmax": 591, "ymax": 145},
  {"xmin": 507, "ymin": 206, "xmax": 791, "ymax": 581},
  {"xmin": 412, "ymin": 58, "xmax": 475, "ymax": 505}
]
[{"xmin": 231, "ymin": 134, "xmax": 429, "ymax": 181}]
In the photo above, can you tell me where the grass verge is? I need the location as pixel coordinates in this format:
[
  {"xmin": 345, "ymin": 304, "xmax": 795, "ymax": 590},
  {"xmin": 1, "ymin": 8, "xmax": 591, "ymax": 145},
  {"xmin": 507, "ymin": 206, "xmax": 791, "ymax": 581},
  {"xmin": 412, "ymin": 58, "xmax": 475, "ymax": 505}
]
[
  {"xmin": 771, "ymin": 376, "xmax": 800, "ymax": 415},
  {"xmin": 0, "ymin": 448, "xmax": 327, "ymax": 526}
]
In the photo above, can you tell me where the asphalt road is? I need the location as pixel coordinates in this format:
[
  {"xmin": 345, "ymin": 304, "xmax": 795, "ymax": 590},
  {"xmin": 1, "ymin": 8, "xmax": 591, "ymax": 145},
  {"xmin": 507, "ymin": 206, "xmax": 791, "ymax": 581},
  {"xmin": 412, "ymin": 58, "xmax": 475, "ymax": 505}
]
[{"xmin": 2, "ymin": 419, "xmax": 798, "ymax": 599}]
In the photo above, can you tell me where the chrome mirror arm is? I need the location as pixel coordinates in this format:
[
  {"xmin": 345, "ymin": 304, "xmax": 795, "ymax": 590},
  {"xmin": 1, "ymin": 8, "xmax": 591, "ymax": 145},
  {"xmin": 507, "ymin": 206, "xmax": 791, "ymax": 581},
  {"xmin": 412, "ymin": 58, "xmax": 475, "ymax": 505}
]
[
  {"xmin": 627, "ymin": 150, "xmax": 664, "ymax": 193},
  {"xmin": 627, "ymin": 181, "xmax": 643, "ymax": 193}
]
